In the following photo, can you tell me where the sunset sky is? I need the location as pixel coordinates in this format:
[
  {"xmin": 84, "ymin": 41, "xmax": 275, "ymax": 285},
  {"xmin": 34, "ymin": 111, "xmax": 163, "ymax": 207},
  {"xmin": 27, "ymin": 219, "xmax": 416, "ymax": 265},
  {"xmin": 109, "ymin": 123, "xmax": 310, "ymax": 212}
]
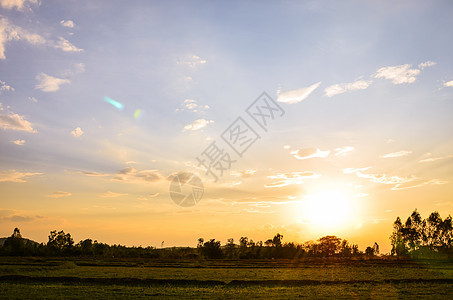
[{"xmin": 1, "ymin": 0, "xmax": 453, "ymax": 253}]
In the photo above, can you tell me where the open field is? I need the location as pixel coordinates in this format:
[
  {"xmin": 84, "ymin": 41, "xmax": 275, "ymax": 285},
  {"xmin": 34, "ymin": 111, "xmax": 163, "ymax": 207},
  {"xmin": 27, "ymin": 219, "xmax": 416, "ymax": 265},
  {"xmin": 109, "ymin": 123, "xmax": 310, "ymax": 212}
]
[{"xmin": 0, "ymin": 258, "xmax": 452, "ymax": 299}]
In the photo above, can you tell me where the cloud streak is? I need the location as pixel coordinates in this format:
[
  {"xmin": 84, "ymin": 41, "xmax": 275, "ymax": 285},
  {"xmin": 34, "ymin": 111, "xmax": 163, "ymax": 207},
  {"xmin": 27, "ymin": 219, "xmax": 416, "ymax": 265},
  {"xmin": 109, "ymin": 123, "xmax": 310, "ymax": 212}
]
[
  {"xmin": 381, "ymin": 150, "xmax": 412, "ymax": 158},
  {"xmin": 113, "ymin": 167, "xmax": 165, "ymax": 183},
  {"xmin": 291, "ymin": 148, "xmax": 330, "ymax": 160},
  {"xmin": 183, "ymin": 119, "xmax": 213, "ymax": 132},
  {"xmin": 265, "ymin": 171, "xmax": 320, "ymax": 188},
  {"xmin": 0, "ymin": 170, "xmax": 42, "ymax": 183},
  {"xmin": 35, "ymin": 73, "xmax": 70, "ymax": 92},
  {"xmin": 277, "ymin": 82, "xmax": 321, "ymax": 104},
  {"xmin": 47, "ymin": 191, "xmax": 72, "ymax": 198},
  {"xmin": 0, "ymin": 112, "xmax": 36, "ymax": 132},
  {"xmin": 100, "ymin": 191, "xmax": 127, "ymax": 198},
  {"xmin": 325, "ymin": 80, "xmax": 372, "ymax": 97},
  {"xmin": 0, "ymin": 17, "xmax": 45, "ymax": 60}
]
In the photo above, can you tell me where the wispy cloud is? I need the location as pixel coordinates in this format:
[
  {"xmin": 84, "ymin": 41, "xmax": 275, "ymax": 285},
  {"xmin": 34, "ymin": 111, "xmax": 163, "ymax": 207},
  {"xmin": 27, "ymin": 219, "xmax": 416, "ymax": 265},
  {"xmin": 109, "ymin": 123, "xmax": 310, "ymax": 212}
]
[
  {"xmin": 71, "ymin": 127, "xmax": 83, "ymax": 138},
  {"xmin": 374, "ymin": 62, "xmax": 433, "ymax": 84},
  {"xmin": 231, "ymin": 169, "xmax": 256, "ymax": 178},
  {"xmin": 77, "ymin": 171, "xmax": 111, "ymax": 177},
  {"xmin": 177, "ymin": 99, "xmax": 210, "ymax": 114},
  {"xmin": 324, "ymin": 80, "xmax": 372, "ymax": 97},
  {"xmin": 392, "ymin": 179, "xmax": 448, "ymax": 190},
  {"xmin": 291, "ymin": 148, "xmax": 330, "ymax": 160},
  {"xmin": 265, "ymin": 171, "xmax": 320, "ymax": 188},
  {"xmin": 182, "ymin": 118, "xmax": 213, "ymax": 132},
  {"xmin": 112, "ymin": 167, "xmax": 164, "ymax": 183},
  {"xmin": 381, "ymin": 150, "xmax": 412, "ymax": 158},
  {"xmin": 60, "ymin": 20, "xmax": 75, "ymax": 28},
  {"xmin": 0, "ymin": 112, "xmax": 36, "ymax": 132},
  {"xmin": 0, "ymin": 169, "xmax": 42, "ymax": 183},
  {"xmin": 343, "ymin": 167, "xmax": 371, "ymax": 174},
  {"xmin": 0, "ymin": 17, "xmax": 45, "ymax": 59},
  {"xmin": 277, "ymin": 82, "xmax": 321, "ymax": 104},
  {"xmin": 444, "ymin": 80, "xmax": 453, "ymax": 87},
  {"xmin": 0, "ymin": 80, "xmax": 14, "ymax": 93},
  {"xmin": 177, "ymin": 55, "xmax": 207, "ymax": 67},
  {"xmin": 419, "ymin": 154, "xmax": 453, "ymax": 163},
  {"xmin": 54, "ymin": 37, "xmax": 83, "ymax": 52},
  {"xmin": 11, "ymin": 139, "xmax": 25, "ymax": 145},
  {"xmin": 334, "ymin": 146, "xmax": 354, "ymax": 157},
  {"xmin": 35, "ymin": 73, "xmax": 70, "ymax": 92},
  {"xmin": 0, "ymin": 0, "xmax": 38, "ymax": 11},
  {"xmin": 418, "ymin": 61, "xmax": 436, "ymax": 70},
  {"xmin": 47, "ymin": 191, "xmax": 72, "ymax": 198},
  {"xmin": 100, "ymin": 191, "xmax": 127, "ymax": 198}
]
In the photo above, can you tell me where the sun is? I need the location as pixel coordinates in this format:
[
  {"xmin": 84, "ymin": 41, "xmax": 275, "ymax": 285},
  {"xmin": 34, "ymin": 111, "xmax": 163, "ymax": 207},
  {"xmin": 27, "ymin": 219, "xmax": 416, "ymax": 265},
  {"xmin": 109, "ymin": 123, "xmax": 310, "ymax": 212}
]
[{"xmin": 299, "ymin": 189, "xmax": 358, "ymax": 233}]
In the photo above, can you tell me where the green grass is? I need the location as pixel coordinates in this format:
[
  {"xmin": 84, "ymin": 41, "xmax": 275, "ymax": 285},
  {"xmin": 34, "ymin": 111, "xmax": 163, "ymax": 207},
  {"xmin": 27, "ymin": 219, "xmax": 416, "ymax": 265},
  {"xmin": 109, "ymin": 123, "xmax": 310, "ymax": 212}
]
[
  {"xmin": 1, "ymin": 282, "xmax": 452, "ymax": 299},
  {"xmin": 0, "ymin": 258, "xmax": 452, "ymax": 298}
]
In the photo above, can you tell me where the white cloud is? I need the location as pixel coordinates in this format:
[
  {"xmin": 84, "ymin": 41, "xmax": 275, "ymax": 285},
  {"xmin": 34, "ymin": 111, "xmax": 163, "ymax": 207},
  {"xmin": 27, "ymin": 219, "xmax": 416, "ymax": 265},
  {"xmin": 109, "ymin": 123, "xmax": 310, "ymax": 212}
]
[
  {"xmin": 47, "ymin": 191, "xmax": 72, "ymax": 198},
  {"xmin": 28, "ymin": 96, "xmax": 38, "ymax": 103},
  {"xmin": 392, "ymin": 179, "xmax": 448, "ymax": 190},
  {"xmin": 100, "ymin": 191, "xmax": 127, "ymax": 198},
  {"xmin": 343, "ymin": 167, "xmax": 371, "ymax": 174},
  {"xmin": 54, "ymin": 37, "xmax": 83, "ymax": 52},
  {"xmin": 112, "ymin": 167, "xmax": 164, "ymax": 183},
  {"xmin": 177, "ymin": 55, "xmax": 207, "ymax": 67},
  {"xmin": 35, "ymin": 73, "xmax": 70, "ymax": 92},
  {"xmin": 381, "ymin": 150, "xmax": 412, "ymax": 158},
  {"xmin": 324, "ymin": 79, "xmax": 372, "ymax": 97},
  {"xmin": 356, "ymin": 172, "xmax": 412, "ymax": 185},
  {"xmin": 231, "ymin": 169, "xmax": 256, "ymax": 178},
  {"xmin": 374, "ymin": 64, "xmax": 420, "ymax": 84},
  {"xmin": 11, "ymin": 139, "xmax": 25, "ymax": 145},
  {"xmin": 0, "ymin": 80, "xmax": 14, "ymax": 93},
  {"xmin": 77, "ymin": 171, "xmax": 110, "ymax": 177},
  {"xmin": 291, "ymin": 148, "xmax": 330, "ymax": 160},
  {"xmin": 0, "ymin": 112, "xmax": 36, "ymax": 132},
  {"xmin": 71, "ymin": 127, "xmax": 83, "ymax": 137},
  {"xmin": 265, "ymin": 171, "xmax": 320, "ymax": 188},
  {"xmin": 418, "ymin": 61, "xmax": 436, "ymax": 70},
  {"xmin": 277, "ymin": 82, "xmax": 321, "ymax": 104},
  {"xmin": 334, "ymin": 146, "xmax": 354, "ymax": 157},
  {"xmin": 177, "ymin": 99, "xmax": 210, "ymax": 113},
  {"xmin": 0, "ymin": 0, "xmax": 37, "ymax": 11},
  {"xmin": 444, "ymin": 80, "xmax": 453, "ymax": 87},
  {"xmin": 343, "ymin": 167, "xmax": 440, "ymax": 191},
  {"xmin": 0, "ymin": 18, "xmax": 45, "ymax": 59},
  {"xmin": 0, "ymin": 169, "xmax": 42, "ymax": 183},
  {"xmin": 182, "ymin": 118, "xmax": 213, "ymax": 132},
  {"xmin": 60, "ymin": 20, "xmax": 75, "ymax": 28},
  {"xmin": 73, "ymin": 62, "xmax": 85, "ymax": 74},
  {"xmin": 419, "ymin": 154, "xmax": 453, "ymax": 163}
]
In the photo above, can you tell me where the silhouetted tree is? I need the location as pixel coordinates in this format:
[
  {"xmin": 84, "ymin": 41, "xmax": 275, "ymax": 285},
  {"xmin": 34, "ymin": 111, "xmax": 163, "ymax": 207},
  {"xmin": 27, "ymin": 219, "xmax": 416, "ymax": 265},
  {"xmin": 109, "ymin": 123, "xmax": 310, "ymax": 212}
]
[
  {"xmin": 390, "ymin": 209, "xmax": 453, "ymax": 257},
  {"xmin": 200, "ymin": 239, "xmax": 223, "ymax": 259},
  {"xmin": 318, "ymin": 236, "xmax": 341, "ymax": 256},
  {"xmin": 47, "ymin": 230, "xmax": 74, "ymax": 255},
  {"xmin": 3, "ymin": 228, "xmax": 25, "ymax": 256}
]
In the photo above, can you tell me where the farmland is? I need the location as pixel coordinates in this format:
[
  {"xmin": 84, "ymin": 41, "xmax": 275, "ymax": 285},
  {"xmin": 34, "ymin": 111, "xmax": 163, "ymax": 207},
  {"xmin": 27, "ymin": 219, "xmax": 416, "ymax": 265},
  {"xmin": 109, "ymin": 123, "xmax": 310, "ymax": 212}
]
[{"xmin": 1, "ymin": 257, "xmax": 452, "ymax": 299}]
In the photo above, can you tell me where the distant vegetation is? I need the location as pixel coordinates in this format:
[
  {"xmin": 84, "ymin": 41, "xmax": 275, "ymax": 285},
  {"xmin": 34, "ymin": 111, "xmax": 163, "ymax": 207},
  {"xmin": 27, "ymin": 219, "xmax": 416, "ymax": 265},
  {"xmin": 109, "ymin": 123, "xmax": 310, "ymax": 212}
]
[
  {"xmin": 390, "ymin": 209, "xmax": 452, "ymax": 258},
  {"xmin": 1, "ymin": 210, "xmax": 451, "ymax": 259}
]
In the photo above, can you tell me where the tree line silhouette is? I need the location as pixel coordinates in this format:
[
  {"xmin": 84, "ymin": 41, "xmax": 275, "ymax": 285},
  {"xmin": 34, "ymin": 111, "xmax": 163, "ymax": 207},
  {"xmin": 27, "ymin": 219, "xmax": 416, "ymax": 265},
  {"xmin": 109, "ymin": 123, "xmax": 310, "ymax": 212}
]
[
  {"xmin": 390, "ymin": 209, "xmax": 452, "ymax": 257},
  {"xmin": 1, "ymin": 210, "xmax": 451, "ymax": 259}
]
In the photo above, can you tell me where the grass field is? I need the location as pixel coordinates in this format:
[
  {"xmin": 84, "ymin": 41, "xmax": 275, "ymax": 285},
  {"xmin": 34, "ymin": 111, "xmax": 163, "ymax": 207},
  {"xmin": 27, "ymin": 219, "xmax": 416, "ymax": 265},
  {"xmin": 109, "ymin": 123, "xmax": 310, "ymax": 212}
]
[{"xmin": 0, "ymin": 257, "xmax": 452, "ymax": 299}]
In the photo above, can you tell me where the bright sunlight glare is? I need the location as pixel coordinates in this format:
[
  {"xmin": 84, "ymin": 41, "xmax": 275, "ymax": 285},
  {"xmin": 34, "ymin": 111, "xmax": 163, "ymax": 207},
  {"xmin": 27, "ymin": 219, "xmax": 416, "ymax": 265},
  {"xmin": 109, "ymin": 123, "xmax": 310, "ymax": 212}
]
[{"xmin": 299, "ymin": 189, "xmax": 358, "ymax": 233}]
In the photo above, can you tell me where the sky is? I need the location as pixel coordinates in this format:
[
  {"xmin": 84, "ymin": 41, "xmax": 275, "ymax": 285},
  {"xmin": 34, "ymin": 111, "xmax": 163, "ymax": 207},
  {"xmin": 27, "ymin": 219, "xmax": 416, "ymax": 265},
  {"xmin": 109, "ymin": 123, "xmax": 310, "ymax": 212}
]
[{"xmin": 1, "ymin": 0, "xmax": 453, "ymax": 253}]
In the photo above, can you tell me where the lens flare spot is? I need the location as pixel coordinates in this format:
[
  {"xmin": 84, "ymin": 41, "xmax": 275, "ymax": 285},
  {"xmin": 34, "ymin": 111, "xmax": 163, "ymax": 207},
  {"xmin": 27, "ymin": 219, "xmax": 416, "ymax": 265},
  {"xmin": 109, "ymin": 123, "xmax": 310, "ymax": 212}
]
[
  {"xmin": 134, "ymin": 109, "xmax": 142, "ymax": 120},
  {"xmin": 104, "ymin": 96, "xmax": 124, "ymax": 111}
]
